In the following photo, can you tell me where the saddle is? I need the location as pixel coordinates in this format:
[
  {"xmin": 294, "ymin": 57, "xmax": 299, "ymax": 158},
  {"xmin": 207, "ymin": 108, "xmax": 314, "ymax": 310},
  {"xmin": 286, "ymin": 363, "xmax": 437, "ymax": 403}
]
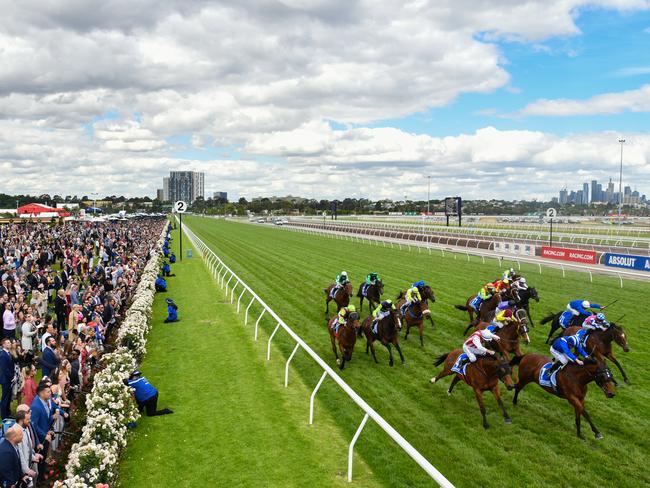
[
  {"xmin": 539, "ymin": 362, "xmax": 560, "ymax": 391},
  {"xmin": 451, "ymin": 353, "xmax": 469, "ymax": 376}
]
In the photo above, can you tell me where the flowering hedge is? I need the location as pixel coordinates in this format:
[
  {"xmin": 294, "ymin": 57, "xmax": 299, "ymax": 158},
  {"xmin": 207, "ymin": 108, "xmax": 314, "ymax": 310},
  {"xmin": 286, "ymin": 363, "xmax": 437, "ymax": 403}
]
[{"xmin": 54, "ymin": 225, "xmax": 167, "ymax": 488}]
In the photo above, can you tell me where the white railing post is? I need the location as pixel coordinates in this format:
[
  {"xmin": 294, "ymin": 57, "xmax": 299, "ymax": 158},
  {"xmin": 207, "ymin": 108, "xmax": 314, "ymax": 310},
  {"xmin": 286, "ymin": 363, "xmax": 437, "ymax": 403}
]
[
  {"xmin": 284, "ymin": 343, "xmax": 301, "ymax": 387},
  {"xmin": 309, "ymin": 371, "xmax": 328, "ymax": 425},
  {"xmin": 348, "ymin": 413, "xmax": 370, "ymax": 482},
  {"xmin": 230, "ymin": 281, "xmax": 238, "ymax": 303},
  {"xmin": 267, "ymin": 323, "xmax": 281, "ymax": 360},
  {"xmin": 237, "ymin": 288, "xmax": 246, "ymax": 312},
  {"xmin": 244, "ymin": 297, "xmax": 256, "ymax": 325},
  {"xmin": 254, "ymin": 309, "xmax": 266, "ymax": 341}
]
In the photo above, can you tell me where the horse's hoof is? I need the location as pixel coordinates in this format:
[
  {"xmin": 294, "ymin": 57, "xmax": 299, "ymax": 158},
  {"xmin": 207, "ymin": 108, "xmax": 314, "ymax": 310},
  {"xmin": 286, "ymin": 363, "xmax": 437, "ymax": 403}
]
[
  {"xmin": 389, "ymin": 362, "xmax": 394, "ymax": 367},
  {"xmin": 595, "ymin": 432, "xmax": 604, "ymax": 440},
  {"xmin": 430, "ymin": 377, "xmax": 437, "ymax": 384},
  {"xmin": 483, "ymin": 423, "xmax": 490, "ymax": 430},
  {"xmin": 447, "ymin": 390, "xmax": 452, "ymax": 396},
  {"xmin": 336, "ymin": 359, "xmax": 341, "ymax": 365},
  {"xmin": 624, "ymin": 379, "xmax": 631, "ymax": 385},
  {"xmin": 504, "ymin": 418, "xmax": 512, "ymax": 425}
]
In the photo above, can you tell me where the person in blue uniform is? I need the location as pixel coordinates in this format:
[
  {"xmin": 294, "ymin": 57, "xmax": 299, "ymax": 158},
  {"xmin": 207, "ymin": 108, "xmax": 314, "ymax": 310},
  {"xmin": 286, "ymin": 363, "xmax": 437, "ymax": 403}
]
[
  {"xmin": 548, "ymin": 330, "xmax": 590, "ymax": 374},
  {"xmin": 164, "ymin": 298, "xmax": 178, "ymax": 323},
  {"xmin": 155, "ymin": 275, "xmax": 167, "ymax": 292},
  {"xmin": 125, "ymin": 371, "xmax": 173, "ymax": 416}
]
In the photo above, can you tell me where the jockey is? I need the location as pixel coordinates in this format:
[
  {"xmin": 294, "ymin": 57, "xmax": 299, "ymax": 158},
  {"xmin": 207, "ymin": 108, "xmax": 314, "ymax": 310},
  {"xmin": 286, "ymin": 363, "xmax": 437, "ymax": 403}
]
[
  {"xmin": 365, "ymin": 272, "xmax": 380, "ymax": 286},
  {"xmin": 567, "ymin": 299, "xmax": 602, "ymax": 317},
  {"xmin": 372, "ymin": 300, "xmax": 395, "ymax": 333},
  {"xmin": 512, "ymin": 277, "xmax": 528, "ymax": 291},
  {"xmin": 401, "ymin": 281, "xmax": 423, "ymax": 315},
  {"xmin": 491, "ymin": 308, "xmax": 515, "ymax": 329},
  {"xmin": 583, "ymin": 313, "xmax": 610, "ymax": 331},
  {"xmin": 502, "ymin": 268, "xmax": 519, "ymax": 282},
  {"xmin": 333, "ymin": 271, "xmax": 350, "ymax": 293},
  {"xmin": 473, "ymin": 282, "xmax": 497, "ymax": 311},
  {"xmin": 548, "ymin": 331, "xmax": 589, "ymax": 374},
  {"xmin": 463, "ymin": 329, "xmax": 501, "ymax": 363},
  {"xmin": 333, "ymin": 304, "xmax": 356, "ymax": 333},
  {"xmin": 362, "ymin": 272, "xmax": 381, "ymax": 295}
]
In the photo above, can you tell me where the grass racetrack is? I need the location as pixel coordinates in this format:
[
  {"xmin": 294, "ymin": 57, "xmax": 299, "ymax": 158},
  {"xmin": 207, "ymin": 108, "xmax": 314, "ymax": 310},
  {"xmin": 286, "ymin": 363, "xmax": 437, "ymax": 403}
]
[
  {"xmin": 179, "ymin": 216, "xmax": 649, "ymax": 488},
  {"xmin": 118, "ymin": 225, "xmax": 379, "ymax": 487}
]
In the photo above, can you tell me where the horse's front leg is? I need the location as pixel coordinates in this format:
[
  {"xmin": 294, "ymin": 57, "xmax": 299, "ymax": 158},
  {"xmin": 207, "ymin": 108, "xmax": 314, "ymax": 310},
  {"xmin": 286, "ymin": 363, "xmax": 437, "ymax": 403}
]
[
  {"xmin": 385, "ymin": 342, "xmax": 394, "ymax": 367},
  {"xmin": 331, "ymin": 335, "xmax": 339, "ymax": 364},
  {"xmin": 608, "ymin": 353, "xmax": 630, "ymax": 385},
  {"xmin": 526, "ymin": 305, "xmax": 534, "ymax": 326},
  {"xmin": 394, "ymin": 340, "xmax": 405, "ymax": 364},
  {"xmin": 419, "ymin": 324, "xmax": 424, "ymax": 347},
  {"xmin": 474, "ymin": 388, "xmax": 489, "ymax": 429}
]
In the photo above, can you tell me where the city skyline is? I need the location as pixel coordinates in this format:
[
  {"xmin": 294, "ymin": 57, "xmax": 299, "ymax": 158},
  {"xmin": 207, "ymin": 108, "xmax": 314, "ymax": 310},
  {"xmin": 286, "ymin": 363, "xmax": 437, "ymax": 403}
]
[{"xmin": 557, "ymin": 178, "xmax": 646, "ymax": 206}]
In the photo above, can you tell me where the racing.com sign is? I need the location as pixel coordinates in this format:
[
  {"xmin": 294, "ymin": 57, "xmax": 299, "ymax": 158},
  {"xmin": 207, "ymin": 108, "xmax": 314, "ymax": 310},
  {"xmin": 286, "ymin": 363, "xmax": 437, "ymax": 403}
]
[{"xmin": 603, "ymin": 253, "xmax": 650, "ymax": 272}]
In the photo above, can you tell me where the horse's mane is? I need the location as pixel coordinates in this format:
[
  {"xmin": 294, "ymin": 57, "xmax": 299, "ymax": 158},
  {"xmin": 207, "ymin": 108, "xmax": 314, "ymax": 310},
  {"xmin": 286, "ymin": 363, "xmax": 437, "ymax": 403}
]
[{"xmin": 395, "ymin": 290, "xmax": 405, "ymax": 300}]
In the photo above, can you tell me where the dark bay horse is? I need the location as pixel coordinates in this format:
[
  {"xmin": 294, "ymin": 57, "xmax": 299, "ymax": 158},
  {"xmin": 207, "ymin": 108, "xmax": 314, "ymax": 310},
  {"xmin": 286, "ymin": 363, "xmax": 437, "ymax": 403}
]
[
  {"xmin": 418, "ymin": 285, "xmax": 436, "ymax": 304},
  {"xmin": 541, "ymin": 311, "xmax": 589, "ymax": 344},
  {"xmin": 327, "ymin": 311, "xmax": 360, "ymax": 370},
  {"xmin": 361, "ymin": 308, "xmax": 405, "ymax": 366},
  {"xmin": 455, "ymin": 293, "xmax": 501, "ymax": 323},
  {"xmin": 396, "ymin": 291, "xmax": 432, "ymax": 346},
  {"xmin": 324, "ymin": 282, "xmax": 353, "ymax": 314},
  {"xmin": 515, "ymin": 287, "xmax": 539, "ymax": 325},
  {"xmin": 512, "ymin": 354, "xmax": 616, "ymax": 439},
  {"xmin": 430, "ymin": 350, "xmax": 514, "ymax": 429},
  {"xmin": 357, "ymin": 280, "xmax": 384, "ymax": 312},
  {"xmin": 563, "ymin": 324, "xmax": 630, "ymax": 384}
]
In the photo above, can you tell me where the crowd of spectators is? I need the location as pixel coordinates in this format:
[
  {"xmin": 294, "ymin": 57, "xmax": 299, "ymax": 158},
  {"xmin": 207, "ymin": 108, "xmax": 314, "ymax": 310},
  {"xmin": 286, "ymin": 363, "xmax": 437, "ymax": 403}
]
[{"xmin": 0, "ymin": 219, "xmax": 165, "ymax": 486}]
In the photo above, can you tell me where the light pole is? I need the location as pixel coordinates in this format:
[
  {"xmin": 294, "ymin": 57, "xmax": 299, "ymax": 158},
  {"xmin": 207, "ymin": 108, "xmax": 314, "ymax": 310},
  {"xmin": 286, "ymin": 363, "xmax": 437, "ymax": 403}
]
[
  {"xmin": 426, "ymin": 176, "xmax": 432, "ymax": 215},
  {"xmin": 90, "ymin": 192, "xmax": 99, "ymax": 218},
  {"xmin": 618, "ymin": 139, "xmax": 625, "ymax": 225}
]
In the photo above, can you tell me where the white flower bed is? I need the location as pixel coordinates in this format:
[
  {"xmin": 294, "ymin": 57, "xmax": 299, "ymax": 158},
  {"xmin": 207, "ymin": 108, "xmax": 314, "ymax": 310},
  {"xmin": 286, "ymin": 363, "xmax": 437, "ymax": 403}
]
[{"xmin": 55, "ymin": 225, "xmax": 168, "ymax": 488}]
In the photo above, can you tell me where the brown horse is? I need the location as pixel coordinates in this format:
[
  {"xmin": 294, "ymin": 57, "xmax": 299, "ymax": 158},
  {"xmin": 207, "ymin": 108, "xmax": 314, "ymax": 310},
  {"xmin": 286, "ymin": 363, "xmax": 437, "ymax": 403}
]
[
  {"xmin": 512, "ymin": 354, "xmax": 616, "ymax": 439},
  {"xmin": 396, "ymin": 292, "xmax": 431, "ymax": 346},
  {"xmin": 324, "ymin": 282, "xmax": 353, "ymax": 314},
  {"xmin": 327, "ymin": 311, "xmax": 361, "ymax": 370},
  {"xmin": 430, "ymin": 350, "xmax": 514, "ymax": 429},
  {"xmin": 361, "ymin": 308, "xmax": 405, "ymax": 366},
  {"xmin": 563, "ymin": 324, "xmax": 630, "ymax": 384},
  {"xmin": 357, "ymin": 280, "xmax": 384, "ymax": 312}
]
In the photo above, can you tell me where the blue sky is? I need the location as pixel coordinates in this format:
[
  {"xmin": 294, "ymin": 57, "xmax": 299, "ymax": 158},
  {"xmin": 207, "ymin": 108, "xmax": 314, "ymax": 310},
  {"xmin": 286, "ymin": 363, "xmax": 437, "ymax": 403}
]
[{"xmin": 368, "ymin": 8, "xmax": 650, "ymax": 137}]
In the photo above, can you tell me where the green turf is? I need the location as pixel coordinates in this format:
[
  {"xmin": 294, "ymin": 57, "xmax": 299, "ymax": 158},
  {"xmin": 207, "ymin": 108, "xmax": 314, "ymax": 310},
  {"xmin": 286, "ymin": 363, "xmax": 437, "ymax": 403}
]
[
  {"xmin": 118, "ymin": 225, "xmax": 380, "ymax": 488},
  {"xmin": 184, "ymin": 215, "xmax": 650, "ymax": 488}
]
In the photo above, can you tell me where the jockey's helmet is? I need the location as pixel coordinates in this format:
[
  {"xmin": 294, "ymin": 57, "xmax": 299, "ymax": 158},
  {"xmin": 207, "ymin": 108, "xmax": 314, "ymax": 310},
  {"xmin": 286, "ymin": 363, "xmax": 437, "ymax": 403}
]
[{"xmin": 582, "ymin": 300, "xmax": 590, "ymax": 308}]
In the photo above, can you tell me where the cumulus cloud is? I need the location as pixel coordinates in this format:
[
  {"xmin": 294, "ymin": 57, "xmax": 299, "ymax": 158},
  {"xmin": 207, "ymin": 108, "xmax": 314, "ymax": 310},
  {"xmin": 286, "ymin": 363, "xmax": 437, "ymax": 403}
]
[
  {"xmin": 0, "ymin": 0, "xmax": 649, "ymax": 198},
  {"xmin": 518, "ymin": 84, "xmax": 650, "ymax": 116}
]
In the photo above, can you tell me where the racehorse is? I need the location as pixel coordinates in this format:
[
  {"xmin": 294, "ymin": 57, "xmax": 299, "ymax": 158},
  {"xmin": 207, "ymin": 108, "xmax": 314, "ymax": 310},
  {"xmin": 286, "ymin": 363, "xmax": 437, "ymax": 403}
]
[
  {"xmin": 357, "ymin": 280, "xmax": 384, "ymax": 312},
  {"xmin": 455, "ymin": 293, "xmax": 501, "ymax": 324},
  {"xmin": 418, "ymin": 284, "xmax": 436, "ymax": 304},
  {"xmin": 327, "ymin": 311, "xmax": 361, "ymax": 370},
  {"xmin": 474, "ymin": 311, "xmax": 530, "ymax": 362},
  {"xmin": 563, "ymin": 324, "xmax": 630, "ymax": 384},
  {"xmin": 361, "ymin": 308, "xmax": 405, "ymax": 366},
  {"xmin": 396, "ymin": 291, "xmax": 432, "ymax": 346},
  {"xmin": 430, "ymin": 350, "xmax": 514, "ymax": 429},
  {"xmin": 541, "ymin": 311, "xmax": 589, "ymax": 344},
  {"xmin": 512, "ymin": 354, "xmax": 616, "ymax": 439},
  {"xmin": 514, "ymin": 287, "xmax": 539, "ymax": 325},
  {"xmin": 324, "ymin": 282, "xmax": 353, "ymax": 314}
]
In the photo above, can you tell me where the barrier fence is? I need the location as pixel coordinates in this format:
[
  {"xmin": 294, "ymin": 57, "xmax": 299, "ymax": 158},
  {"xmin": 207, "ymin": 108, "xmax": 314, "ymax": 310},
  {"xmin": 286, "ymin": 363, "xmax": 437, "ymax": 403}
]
[
  {"xmin": 250, "ymin": 218, "xmax": 650, "ymax": 288},
  {"xmin": 178, "ymin": 218, "xmax": 455, "ymax": 487}
]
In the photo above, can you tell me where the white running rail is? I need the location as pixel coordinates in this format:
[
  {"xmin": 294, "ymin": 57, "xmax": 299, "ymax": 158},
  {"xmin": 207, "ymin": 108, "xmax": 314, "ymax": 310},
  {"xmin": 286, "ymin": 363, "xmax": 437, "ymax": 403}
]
[{"xmin": 178, "ymin": 218, "xmax": 455, "ymax": 487}]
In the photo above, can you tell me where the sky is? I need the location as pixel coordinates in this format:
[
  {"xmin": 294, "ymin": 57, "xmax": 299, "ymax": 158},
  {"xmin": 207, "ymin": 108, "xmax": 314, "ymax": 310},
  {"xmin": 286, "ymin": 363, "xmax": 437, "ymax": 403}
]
[{"xmin": 1, "ymin": 0, "xmax": 650, "ymax": 201}]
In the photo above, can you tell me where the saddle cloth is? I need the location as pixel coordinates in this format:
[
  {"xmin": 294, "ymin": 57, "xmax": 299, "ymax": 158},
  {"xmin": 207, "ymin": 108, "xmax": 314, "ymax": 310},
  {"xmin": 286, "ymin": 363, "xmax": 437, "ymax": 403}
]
[
  {"xmin": 559, "ymin": 311, "xmax": 573, "ymax": 328},
  {"xmin": 539, "ymin": 362, "xmax": 559, "ymax": 389},
  {"xmin": 451, "ymin": 353, "xmax": 469, "ymax": 375}
]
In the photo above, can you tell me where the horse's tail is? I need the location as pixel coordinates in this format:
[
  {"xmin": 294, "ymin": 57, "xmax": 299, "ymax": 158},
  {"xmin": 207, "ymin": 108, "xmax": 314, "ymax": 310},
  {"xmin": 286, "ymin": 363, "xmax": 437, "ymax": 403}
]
[
  {"xmin": 509, "ymin": 354, "xmax": 526, "ymax": 367},
  {"xmin": 395, "ymin": 291, "xmax": 405, "ymax": 300},
  {"xmin": 540, "ymin": 313, "xmax": 557, "ymax": 325},
  {"xmin": 454, "ymin": 304, "xmax": 468, "ymax": 311},
  {"xmin": 433, "ymin": 352, "xmax": 449, "ymax": 367}
]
